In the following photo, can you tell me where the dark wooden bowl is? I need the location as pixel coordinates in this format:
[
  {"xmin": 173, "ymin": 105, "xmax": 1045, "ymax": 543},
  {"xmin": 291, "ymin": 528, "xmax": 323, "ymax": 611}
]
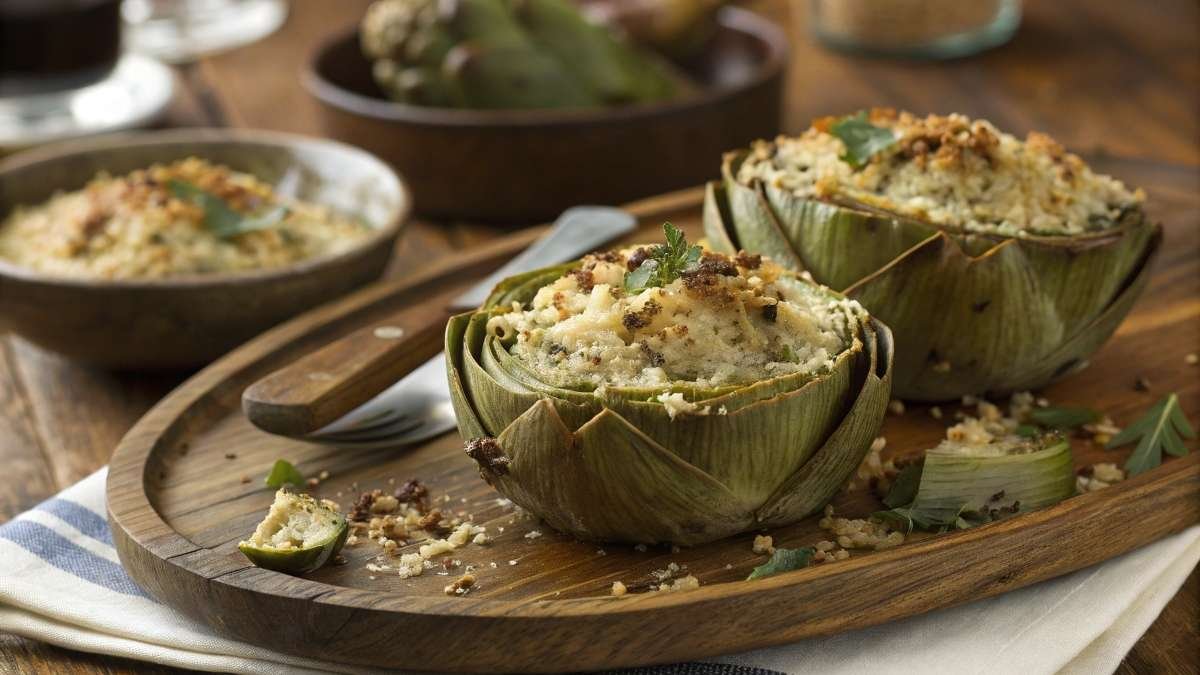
[
  {"xmin": 302, "ymin": 7, "xmax": 787, "ymax": 223},
  {"xmin": 0, "ymin": 129, "xmax": 410, "ymax": 370}
]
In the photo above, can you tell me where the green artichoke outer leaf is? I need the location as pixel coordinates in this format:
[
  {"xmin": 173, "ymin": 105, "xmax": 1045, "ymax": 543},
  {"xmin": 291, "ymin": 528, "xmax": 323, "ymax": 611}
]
[
  {"xmin": 702, "ymin": 181, "xmax": 740, "ymax": 253},
  {"xmin": 706, "ymin": 150, "xmax": 1164, "ymax": 401},
  {"xmin": 757, "ymin": 318, "xmax": 893, "ymax": 525},
  {"xmin": 446, "ymin": 312, "xmax": 491, "ymax": 440},
  {"xmin": 512, "ymin": 0, "xmax": 682, "ymax": 104},
  {"xmin": 908, "ymin": 438, "xmax": 1076, "ymax": 525},
  {"xmin": 718, "ymin": 153, "xmax": 808, "ymax": 273},
  {"xmin": 492, "ymin": 400, "xmax": 754, "ymax": 545},
  {"xmin": 843, "ymin": 224, "xmax": 1160, "ymax": 400},
  {"xmin": 444, "ymin": 41, "xmax": 600, "ymax": 109}
]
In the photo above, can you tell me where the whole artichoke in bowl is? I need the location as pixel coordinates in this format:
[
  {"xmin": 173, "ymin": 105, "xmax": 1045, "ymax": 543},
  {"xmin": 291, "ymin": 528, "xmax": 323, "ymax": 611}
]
[
  {"xmin": 445, "ymin": 227, "xmax": 893, "ymax": 545},
  {"xmin": 361, "ymin": 0, "xmax": 689, "ymax": 109},
  {"xmin": 704, "ymin": 110, "xmax": 1162, "ymax": 402}
]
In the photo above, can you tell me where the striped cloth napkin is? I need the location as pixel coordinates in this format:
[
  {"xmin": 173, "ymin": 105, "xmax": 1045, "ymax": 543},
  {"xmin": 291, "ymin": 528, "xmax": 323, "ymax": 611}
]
[{"xmin": 1, "ymin": 469, "xmax": 1197, "ymax": 675}]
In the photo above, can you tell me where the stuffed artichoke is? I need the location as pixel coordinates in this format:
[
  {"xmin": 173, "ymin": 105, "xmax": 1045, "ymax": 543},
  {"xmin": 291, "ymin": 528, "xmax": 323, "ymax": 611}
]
[
  {"xmin": 446, "ymin": 225, "xmax": 893, "ymax": 544},
  {"xmin": 361, "ymin": 0, "xmax": 688, "ymax": 109},
  {"xmin": 704, "ymin": 110, "xmax": 1161, "ymax": 401}
]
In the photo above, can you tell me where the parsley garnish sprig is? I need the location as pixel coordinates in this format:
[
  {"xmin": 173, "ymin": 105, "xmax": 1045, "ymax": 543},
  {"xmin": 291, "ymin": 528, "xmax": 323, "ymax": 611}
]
[
  {"xmin": 1107, "ymin": 393, "xmax": 1194, "ymax": 476},
  {"xmin": 831, "ymin": 111, "xmax": 898, "ymax": 169},
  {"xmin": 168, "ymin": 179, "xmax": 288, "ymax": 239},
  {"xmin": 623, "ymin": 222, "xmax": 702, "ymax": 294}
]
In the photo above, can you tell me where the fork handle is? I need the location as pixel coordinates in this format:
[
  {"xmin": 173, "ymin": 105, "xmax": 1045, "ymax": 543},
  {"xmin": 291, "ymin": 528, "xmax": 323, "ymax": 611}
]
[{"xmin": 242, "ymin": 304, "xmax": 454, "ymax": 436}]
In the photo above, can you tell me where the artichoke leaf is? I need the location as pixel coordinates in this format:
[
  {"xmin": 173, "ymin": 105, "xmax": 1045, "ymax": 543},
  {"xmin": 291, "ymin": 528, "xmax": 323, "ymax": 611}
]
[
  {"xmin": 600, "ymin": 346, "xmax": 859, "ymax": 504},
  {"xmin": 446, "ymin": 313, "xmax": 490, "ymax": 440},
  {"xmin": 907, "ymin": 438, "xmax": 1075, "ymax": 525},
  {"xmin": 844, "ymin": 223, "xmax": 1161, "ymax": 399},
  {"xmin": 757, "ymin": 318, "xmax": 894, "ymax": 525},
  {"xmin": 702, "ymin": 181, "xmax": 741, "ymax": 253},
  {"xmin": 492, "ymin": 400, "xmax": 753, "ymax": 545},
  {"xmin": 514, "ymin": 0, "xmax": 682, "ymax": 104},
  {"xmin": 719, "ymin": 153, "xmax": 808, "ymax": 273}
]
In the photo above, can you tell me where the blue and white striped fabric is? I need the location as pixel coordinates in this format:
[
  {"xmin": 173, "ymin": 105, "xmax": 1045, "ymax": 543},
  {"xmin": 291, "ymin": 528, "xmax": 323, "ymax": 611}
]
[{"xmin": 1, "ymin": 469, "xmax": 1197, "ymax": 675}]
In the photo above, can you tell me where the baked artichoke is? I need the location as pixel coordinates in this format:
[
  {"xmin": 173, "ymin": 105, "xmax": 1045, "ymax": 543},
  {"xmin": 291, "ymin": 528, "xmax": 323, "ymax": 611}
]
[
  {"xmin": 704, "ymin": 110, "xmax": 1162, "ymax": 401},
  {"xmin": 446, "ymin": 227, "xmax": 893, "ymax": 544},
  {"xmin": 361, "ymin": 0, "xmax": 688, "ymax": 109}
]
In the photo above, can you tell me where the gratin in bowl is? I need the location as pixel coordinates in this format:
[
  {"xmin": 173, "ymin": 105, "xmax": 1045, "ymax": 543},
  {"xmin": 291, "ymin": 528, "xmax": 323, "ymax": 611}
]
[
  {"xmin": 303, "ymin": 7, "xmax": 787, "ymax": 223},
  {"xmin": 0, "ymin": 129, "xmax": 409, "ymax": 369}
]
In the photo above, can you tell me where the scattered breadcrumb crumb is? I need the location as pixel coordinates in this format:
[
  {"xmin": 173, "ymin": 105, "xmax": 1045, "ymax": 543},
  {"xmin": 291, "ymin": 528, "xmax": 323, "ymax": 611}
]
[
  {"xmin": 657, "ymin": 575, "xmax": 700, "ymax": 593},
  {"xmin": 1186, "ymin": 353, "xmax": 1198, "ymax": 366},
  {"xmin": 444, "ymin": 573, "xmax": 476, "ymax": 596},
  {"xmin": 930, "ymin": 406, "xmax": 943, "ymax": 420},
  {"xmin": 1077, "ymin": 463, "xmax": 1126, "ymax": 493},
  {"xmin": 819, "ymin": 504, "xmax": 905, "ymax": 550},
  {"xmin": 611, "ymin": 581, "xmax": 628, "ymax": 597},
  {"xmin": 752, "ymin": 534, "xmax": 775, "ymax": 555},
  {"xmin": 524, "ymin": 530, "xmax": 543, "ymax": 540},
  {"xmin": 888, "ymin": 399, "xmax": 906, "ymax": 416}
]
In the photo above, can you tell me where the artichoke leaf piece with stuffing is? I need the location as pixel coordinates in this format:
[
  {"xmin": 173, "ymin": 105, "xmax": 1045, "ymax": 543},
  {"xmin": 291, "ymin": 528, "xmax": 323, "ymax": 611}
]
[{"xmin": 238, "ymin": 490, "xmax": 348, "ymax": 574}]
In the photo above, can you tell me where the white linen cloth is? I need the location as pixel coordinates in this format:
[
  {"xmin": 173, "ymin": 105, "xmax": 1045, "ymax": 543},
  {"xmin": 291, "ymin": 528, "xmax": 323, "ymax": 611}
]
[{"xmin": 1, "ymin": 468, "xmax": 1196, "ymax": 675}]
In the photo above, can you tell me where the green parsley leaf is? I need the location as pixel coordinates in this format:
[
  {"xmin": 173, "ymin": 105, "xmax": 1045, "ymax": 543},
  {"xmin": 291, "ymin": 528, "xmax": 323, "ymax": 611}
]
[
  {"xmin": 831, "ymin": 112, "xmax": 897, "ymax": 169},
  {"xmin": 1028, "ymin": 406, "xmax": 1099, "ymax": 430},
  {"xmin": 623, "ymin": 222, "xmax": 702, "ymax": 294},
  {"xmin": 264, "ymin": 459, "xmax": 304, "ymax": 489},
  {"xmin": 1107, "ymin": 393, "xmax": 1195, "ymax": 476},
  {"xmin": 168, "ymin": 179, "xmax": 288, "ymax": 239},
  {"xmin": 746, "ymin": 547, "xmax": 815, "ymax": 580}
]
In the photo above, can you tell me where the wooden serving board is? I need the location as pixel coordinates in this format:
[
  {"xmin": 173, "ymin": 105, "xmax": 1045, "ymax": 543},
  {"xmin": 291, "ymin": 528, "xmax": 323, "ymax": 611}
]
[{"xmin": 108, "ymin": 166, "xmax": 1200, "ymax": 673}]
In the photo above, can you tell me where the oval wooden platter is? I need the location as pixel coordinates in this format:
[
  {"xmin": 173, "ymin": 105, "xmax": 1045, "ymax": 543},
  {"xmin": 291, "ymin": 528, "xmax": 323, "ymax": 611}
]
[{"xmin": 108, "ymin": 179, "xmax": 1200, "ymax": 673}]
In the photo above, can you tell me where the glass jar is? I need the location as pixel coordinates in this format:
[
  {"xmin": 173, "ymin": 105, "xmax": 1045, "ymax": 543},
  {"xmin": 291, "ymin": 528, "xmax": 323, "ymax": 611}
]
[{"xmin": 807, "ymin": 0, "xmax": 1022, "ymax": 59}]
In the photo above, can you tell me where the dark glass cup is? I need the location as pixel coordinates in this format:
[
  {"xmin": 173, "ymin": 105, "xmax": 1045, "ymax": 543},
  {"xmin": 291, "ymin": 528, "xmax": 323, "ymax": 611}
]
[{"xmin": 0, "ymin": 0, "xmax": 123, "ymax": 96}]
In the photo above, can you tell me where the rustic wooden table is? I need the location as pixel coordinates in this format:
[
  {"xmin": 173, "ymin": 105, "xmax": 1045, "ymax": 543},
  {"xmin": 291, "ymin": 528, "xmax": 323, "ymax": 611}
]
[{"xmin": 1, "ymin": 0, "xmax": 1197, "ymax": 672}]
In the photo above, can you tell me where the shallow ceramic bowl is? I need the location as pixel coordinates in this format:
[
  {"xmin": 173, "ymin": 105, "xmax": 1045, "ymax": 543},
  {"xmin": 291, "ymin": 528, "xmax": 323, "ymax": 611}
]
[
  {"xmin": 303, "ymin": 7, "xmax": 787, "ymax": 223},
  {"xmin": 0, "ymin": 129, "xmax": 409, "ymax": 369}
]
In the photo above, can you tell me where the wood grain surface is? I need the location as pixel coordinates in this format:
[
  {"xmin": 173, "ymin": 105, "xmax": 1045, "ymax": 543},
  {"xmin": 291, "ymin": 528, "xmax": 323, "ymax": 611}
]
[
  {"xmin": 106, "ymin": 186, "xmax": 1199, "ymax": 672},
  {"xmin": 2, "ymin": 0, "xmax": 1198, "ymax": 672}
]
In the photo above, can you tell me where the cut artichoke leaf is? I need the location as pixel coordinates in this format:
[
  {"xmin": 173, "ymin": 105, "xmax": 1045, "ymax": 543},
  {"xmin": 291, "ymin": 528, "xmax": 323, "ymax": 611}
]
[
  {"xmin": 238, "ymin": 490, "xmax": 348, "ymax": 575},
  {"xmin": 879, "ymin": 435, "xmax": 1075, "ymax": 532}
]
